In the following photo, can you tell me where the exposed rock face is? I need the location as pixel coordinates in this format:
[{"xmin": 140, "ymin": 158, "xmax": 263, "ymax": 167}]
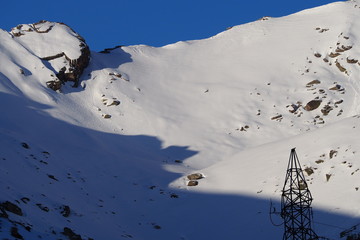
[{"xmin": 11, "ymin": 20, "xmax": 90, "ymax": 91}]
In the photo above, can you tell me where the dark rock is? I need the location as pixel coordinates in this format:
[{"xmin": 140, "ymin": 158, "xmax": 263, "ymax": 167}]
[
  {"xmin": 20, "ymin": 197, "xmax": 30, "ymax": 204},
  {"xmin": 36, "ymin": 203, "xmax": 49, "ymax": 212},
  {"xmin": 53, "ymin": 23, "xmax": 90, "ymax": 87},
  {"xmin": 46, "ymin": 80, "xmax": 62, "ymax": 91},
  {"xmin": 326, "ymin": 174, "xmax": 332, "ymax": 182},
  {"xmin": 170, "ymin": 194, "xmax": 179, "ymax": 198},
  {"xmin": 187, "ymin": 173, "xmax": 203, "ymax": 180},
  {"xmin": 346, "ymin": 234, "xmax": 360, "ymax": 240},
  {"xmin": 102, "ymin": 114, "xmax": 111, "ymax": 119},
  {"xmin": 347, "ymin": 57, "xmax": 358, "ymax": 64},
  {"xmin": 335, "ymin": 45, "xmax": 352, "ymax": 52},
  {"xmin": 321, "ymin": 105, "xmax": 333, "ymax": 116},
  {"xmin": 47, "ymin": 174, "xmax": 59, "ymax": 181},
  {"xmin": 288, "ymin": 104, "xmax": 301, "ymax": 113},
  {"xmin": 68, "ymin": 45, "xmax": 90, "ymax": 87},
  {"xmin": 329, "ymin": 52, "xmax": 341, "ymax": 58},
  {"xmin": 306, "ymin": 79, "xmax": 321, "ymax": 88},
  {"xmin": 304, "ymin": 167, "xmax": 314, "ymax": 176},
  {"xmin": 329, "ymin": 84, "xmax": 342, "ymax": 91},
  {"xmin": 0, "ymin": 201, "xmax": 23, "ymax": 216},
  {"xmin": 153, "ymin": 225, "xmax": 162, "ymax": 230},
  {"xmin": 109, "ymin": 72, "xmax": 122, "ymax": 78},
  {"xmin": 61, "ymin": 205, "xmax": 71, "ymax": 217},
  {"xmin": 99, "ymin": 45, "xmax": 123, "ymax": 54},
  {"xmin": 319, "ymin": 28, "xmax": 329, "ymax": 33},
  {"xmin": 11, "ymin": 227, "xmax": 24, "ymax": 239},
  {"xmin": 109, "ymin": 100, "xmax": 120, "ymax": 106},
  {"xmin": 21, "ymin": 142, "xmax": 30, "ymax": 149},
  {"xmin": 335, "ymin": 99, "xmax": 343, "ymax": 105},
  {"xmin": 271, "ymin": 114, "xmax": 283, "ymax": 121},
  {"xmin": 0, "ymin": 207, "xmax": 8, "ymax": 218},
  {"xmin": 330, "ymin": 150, "xmax": 338, "ymax": 159},
  {"xmin": 335, "ymin": 61, "xmax": 347, "ymax": 73},
  {"xmin": 187, "ymin": 180, "xmax": 198, "ymax": 186},
  {"xmin": 22, "ymin": 21, "xmax": 91, "ymax": 90},
  {"xmin": 41, "ymin": 52, "xmax": 65, "ymax": 61},
  {"xmin": 62, "ymin": 227, "xmax": 83, "ymax": 240},
  {"xmin": 304, "ymin": 100, "xmax": 322, "ymax": 111}
]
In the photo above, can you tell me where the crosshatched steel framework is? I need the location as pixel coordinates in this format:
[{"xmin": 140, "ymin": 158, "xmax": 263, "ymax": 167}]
[{"xmin": 281, "ymin": 148, "xmax": 319, "ymax": 240}]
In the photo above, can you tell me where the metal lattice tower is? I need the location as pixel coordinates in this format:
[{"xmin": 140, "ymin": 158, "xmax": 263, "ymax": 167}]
[{"xmin": 281, "ymin": 148, "xmax": 318, "ymax": 240}]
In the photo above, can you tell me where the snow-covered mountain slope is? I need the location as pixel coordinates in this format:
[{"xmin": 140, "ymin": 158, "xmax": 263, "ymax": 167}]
[{"xmin": 1, "ymin": 1, "xmax": 360, "ymax": 239}]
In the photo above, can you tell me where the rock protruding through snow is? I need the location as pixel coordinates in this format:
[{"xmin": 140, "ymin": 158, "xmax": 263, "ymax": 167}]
[{"xmin": 11, "ymin": 20, "xmax": 90, "ymax": 90}]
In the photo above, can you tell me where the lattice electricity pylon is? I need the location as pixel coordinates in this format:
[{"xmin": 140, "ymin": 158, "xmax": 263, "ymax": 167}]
[{"xmin": 281, "ymin": 148, "xmax": 319, "ymax": 240}]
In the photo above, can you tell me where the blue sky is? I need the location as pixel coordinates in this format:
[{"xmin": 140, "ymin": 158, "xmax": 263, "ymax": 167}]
[{"xmin": 1, "ymin": 0, "xmax": 344, "ymax": 51}]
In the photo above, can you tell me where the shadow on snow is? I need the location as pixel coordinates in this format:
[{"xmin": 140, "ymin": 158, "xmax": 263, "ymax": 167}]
[{"xmin": 0, "ymin": 92, "xmax": 358, "ymax": 240}]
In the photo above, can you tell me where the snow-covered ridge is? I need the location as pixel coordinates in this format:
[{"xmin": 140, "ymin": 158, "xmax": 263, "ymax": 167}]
[
  {"xmin": 8, "ymin": 20, "xmax": 90, "ymax": 91},
  {"xmin": 10, "ymin": 20, "xmax": 85, "ymax": 60},
  {"xmin": 1, "ymin": 1, "xmax": 360, "ymax": 239}
]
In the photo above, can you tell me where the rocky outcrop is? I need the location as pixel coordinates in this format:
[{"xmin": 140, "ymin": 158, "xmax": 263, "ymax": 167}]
[{"xmin": 11, "ymin": 20, "xmax": 91, "ymax": 90}]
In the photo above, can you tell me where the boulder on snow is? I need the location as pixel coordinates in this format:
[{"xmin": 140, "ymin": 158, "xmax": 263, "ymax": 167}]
[
  {"xmin": 335, "ymin": 60, "xmax": 347, "ymax": 73},
  {"xmin": 347, "ymin": 57, "xmax": 358, "ymax": 64},
  {"xmin": 329, "ymin": 52, "xmax": 341, "ymax": 58},
  {"xmin": 306, "ymin": 79, "xmax": 321, "ymax": 88},
  {"xmin": 304, "ymin": 100, "xmax": 322, "ymax": 111},
  {"xmin": 314, "ymin": 52, "xmax": 322, "ymax": 58},
  {"xmin": 271, "ymin": 114, "xmax": 283, "ymax": 121},
  {"xmin": 61, "ymin": 205, "xmax": 71, "ymax": 217},
  {"xmin": 108, "ymin": 100, "xmax": 121, "ymax": 106},
  {"xmin": 304, "ymin": 167, "xmax": 314, "ymax": 176},
  {"xmin": 102, "ymin": 114, "xmax": 111, "ymax": 119},
  {"xmin": 187, "ymin": 173, "xmax": 203, "ymax": 180},
  {"xmin": 0, "ymin": 201, "xmax": 23, "ymax": 216},
  {"xmin": 187, "ymin": 180, "xmax": 199, "ymax": 186},
  {"xmin": 329, "ymin": 84, "xmax": 342, "ymax": 91},
  {"xmin": 329, "ymin": 150, "xmax": 338, "ymax": 159},
  {"xmin": 321, "ymin": 104, "xmax": 333, "ymax": 116}
]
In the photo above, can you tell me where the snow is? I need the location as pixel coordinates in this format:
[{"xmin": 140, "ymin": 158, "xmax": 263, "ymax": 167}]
[
  {"xmin": 11, "ymin": 21, "xmax": 83, "ymax": 60},
  {"xmin": 1, "ymin": 1, "xmax": 360, "ymax": 239}
]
